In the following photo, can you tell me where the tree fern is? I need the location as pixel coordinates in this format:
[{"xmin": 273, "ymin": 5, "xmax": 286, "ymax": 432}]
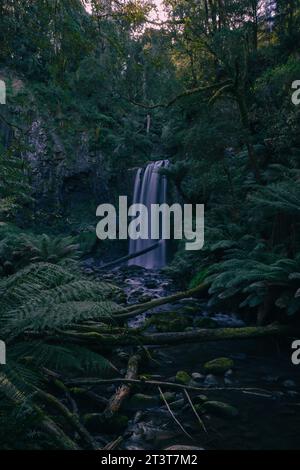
[
  {"xmin": 18, "ymin": 234, "xmax": 82, "ymax": 265},
  {"xmin": 250, "ymin": 178, "xmax": 300, "ymax": 216},
  {"xmin": 0, "ymin": 262, "xmax": 121, "ymax": 313},
  {"xmin": 207, "ymin": 247, "xmax": 300, "ymax": 317},
  {"xmin": 0, "ymin": 261, "xmax": 124, "ymax": 448}
]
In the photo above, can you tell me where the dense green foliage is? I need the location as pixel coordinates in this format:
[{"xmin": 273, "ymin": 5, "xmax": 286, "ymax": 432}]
[
  {"xmin": 158, "ymin": 0, "xmax": 300, "ymax": 324},
  {"xmin": 0, "ymin": 0, "xmax": 300, "ymax": 449},
  {"xmin": 0, "ymin": 262, "xmax": 124, "ymax": 448}
]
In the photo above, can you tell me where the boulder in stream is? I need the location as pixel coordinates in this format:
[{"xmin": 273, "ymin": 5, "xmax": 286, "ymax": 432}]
[
  {"xmin": 175, "ymin": 370, "xmax": 192, "ymax": 384},
  {"xmin": 201, "ymin": 400, "xmax": 239, "ymax": 418},
  {"xmin": 204, "ymin": 357, "xmax": 234, "ymax": 375}
]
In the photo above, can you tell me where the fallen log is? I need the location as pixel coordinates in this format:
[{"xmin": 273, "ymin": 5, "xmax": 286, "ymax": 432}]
[
  {"xmin": 36, "ymin": 408, "xmax": 80, "ymax": 450},
  {"xmin": 54, "ymin": 323, "xmax": 296, "ymax": 348},
  {"xmin": 0, "ymin": 371, "xmax": 80, "ymax": 450},
  {"xmin": 103, "ymin": 354, "xmax": 141, "ymax": 420},
  {"xmin": 115, "ymin": 282, "xmax": 208, "ymax": 320},
  {"xmin": 139, "ymin": 323, "xmax": 295, "ymax": 345},
  {"xmin": 35, "ymin": 387, "xmax": 99, "ymax": 450},
  {"xmin": 98, "ymin": 242, "xmax": 160, "ymax": 270}
]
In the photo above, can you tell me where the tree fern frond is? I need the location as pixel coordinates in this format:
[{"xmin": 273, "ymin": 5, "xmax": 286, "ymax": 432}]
[
  {"xmin": 15, "ymin": 342, "xmax": 118, "ymax": 377},
  {"xmin": 4, "ymin": 300, "xmax": 123, "ymax": 338}
]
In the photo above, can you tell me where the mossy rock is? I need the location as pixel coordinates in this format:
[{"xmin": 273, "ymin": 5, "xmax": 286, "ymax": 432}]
[
  {"xmin": 83, "ymin": 412, "xmax": 102, "ymax": 429},
  {"xmin": 203, "ymin": 357, "xmax": 234, "ymax": 375},
  {"xmin": 175, "ymin": 370, "xmax": 191, "ymax": 384},
  {"xmin": 193, "ymin": 394, "xmax": 208, "ymax": 404},
  {"xmin": 201, "ymin": 401, "xmax": 239, "ymax": 418},
  {"xmin": 194, "ymin": 317, "xmax": 218, "ymax": 329},
  {"xmin": 149, "ymin": 312, "xmax": 192, "ymax": 332},
  {"xmin": 128, "ymin": 393, "xmax": 159, "ymax": 410}
]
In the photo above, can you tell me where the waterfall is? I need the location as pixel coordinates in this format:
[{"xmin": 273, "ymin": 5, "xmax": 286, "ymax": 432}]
[{"xmin": 128, "ymin": 160, "xmax": 169, "ymax": 269}]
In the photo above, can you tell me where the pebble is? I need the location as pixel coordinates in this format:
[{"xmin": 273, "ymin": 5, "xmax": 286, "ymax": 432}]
[
  {"xmin": 224, "ymin": 369, "xmax": 234, "ymax": 377},
  {"xmin": 204, "ymin": 374, "xmax": 219, "ymax": 387},
  {"xmin": 192, "ymin": 372, "xmax": 204, "ymax": 381}
]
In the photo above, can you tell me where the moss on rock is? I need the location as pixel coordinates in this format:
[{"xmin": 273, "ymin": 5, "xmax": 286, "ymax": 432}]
[
  {"xmin": 175, "ymin": 370, "xmax": 191, "ymax": 384},
  {"xmin": 128, "ymin": 393, "xmax": 159, "ymax": 410},
  {"xmin": 148, "ymin": 311, "xmax": 192, "ymax": 332},
  {"xmin": 203, "ymin": 357, "xmax": 234, "ymax": 375},
  {"xmin": 201, "ymin": 401, "xmax": 239, "ymax": 418}
]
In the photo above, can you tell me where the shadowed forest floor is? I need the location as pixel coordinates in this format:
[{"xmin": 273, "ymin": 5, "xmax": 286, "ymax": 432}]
[{"xmin": 77, "ymin": 263, "xmax": 300, "ymax": 450}]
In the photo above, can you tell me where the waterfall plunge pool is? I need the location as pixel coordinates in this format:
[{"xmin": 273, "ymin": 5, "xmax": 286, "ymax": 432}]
[{"xmin": 95, "ymin": 196, "xmax": 204, "ymax": 256}]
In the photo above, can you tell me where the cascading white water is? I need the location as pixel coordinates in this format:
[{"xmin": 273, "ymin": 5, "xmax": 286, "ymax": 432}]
[{"xmin": 128, "ymin": 160, "xmax": 169, "ymax": 269}]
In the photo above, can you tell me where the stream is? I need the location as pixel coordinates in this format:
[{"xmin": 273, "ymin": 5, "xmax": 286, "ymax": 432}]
[{"xmin": 81, "ymin": 262, "xmax": 300, "ymax": 450}]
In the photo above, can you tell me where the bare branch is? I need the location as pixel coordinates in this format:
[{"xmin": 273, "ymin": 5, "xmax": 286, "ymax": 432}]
[{"xmin": 126, "ymin": 80, "xmax": 233, "ymax": 110}]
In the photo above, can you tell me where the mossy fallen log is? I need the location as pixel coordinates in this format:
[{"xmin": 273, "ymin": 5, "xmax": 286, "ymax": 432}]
[
  {"xmin": 35, "ymin": 388, "xmax": 98, "ymax": 450},
  {"xmin": 0, "ymin": 371, "xmax": 80, "ymax": 450},
  {"xmin": 139, "ymin": 323, "xmax": 295, "ymax": 345},
  {"xmin": 46, "ymin": 323, "xmax": 296, "ymax": 348},
  {"xmin": 36, "ymin": 409, "xmax": 80, "ymax": 450}
]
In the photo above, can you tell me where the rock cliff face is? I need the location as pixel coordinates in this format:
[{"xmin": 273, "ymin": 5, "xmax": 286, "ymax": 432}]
[
  {"xmin": 25, "ymin": 119, "xmax": 115, "ymax": 214},
  {"xmin": 24, "ymin": 123, "xmax": 133, "ymax": 227},
  {"xmin": 0, "ymin": 71, "xmax": 134, "ymax": 224}
]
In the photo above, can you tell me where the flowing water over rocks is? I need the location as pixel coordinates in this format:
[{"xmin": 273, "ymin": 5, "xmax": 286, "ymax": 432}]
[{"xmin": 82, "ymin": 262, "xmax": 300, "ymax": 450}]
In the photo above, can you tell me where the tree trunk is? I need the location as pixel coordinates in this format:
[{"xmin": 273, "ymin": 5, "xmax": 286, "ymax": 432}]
[{"xmin": 236, "ymin": 91, "xmax": 262, "ymax": 183}]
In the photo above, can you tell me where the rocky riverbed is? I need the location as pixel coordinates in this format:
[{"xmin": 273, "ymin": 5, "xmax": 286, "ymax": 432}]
[{"xmin": 80, "ymin": 262, "xmax": 300, "ymax": 450}]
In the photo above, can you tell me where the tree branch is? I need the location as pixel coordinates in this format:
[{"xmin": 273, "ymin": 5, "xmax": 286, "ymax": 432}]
[{"xmin": 126, "ymin": 80, "xmax": 233, "ymax": 110}]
